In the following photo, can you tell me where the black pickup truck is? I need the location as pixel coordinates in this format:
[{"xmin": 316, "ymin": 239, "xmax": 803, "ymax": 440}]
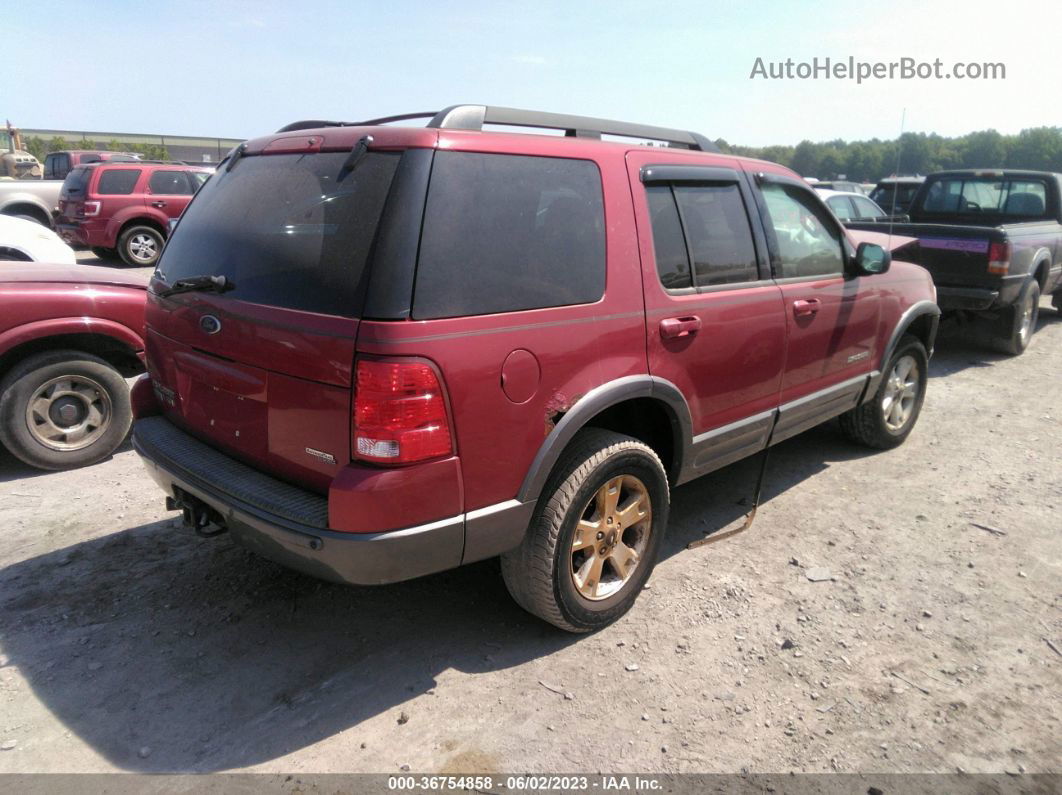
[{"xmin": 849, "ymin": 169, "xmax": 1062, "ymax": 355}]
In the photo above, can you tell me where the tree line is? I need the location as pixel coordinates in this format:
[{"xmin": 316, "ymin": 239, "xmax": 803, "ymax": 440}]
[
  {"xmin": 22, "ymin": 136, "xmax": 169, "ymax": 163},
  {"xmin": 713, "ymin": 127, "xmax": 1062, "ymax": 181}
]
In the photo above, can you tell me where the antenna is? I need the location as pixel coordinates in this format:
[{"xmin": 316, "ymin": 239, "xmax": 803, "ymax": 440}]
[{"xmin": 887, "ymin": 108, "xmax": 906, "ymax": 250}]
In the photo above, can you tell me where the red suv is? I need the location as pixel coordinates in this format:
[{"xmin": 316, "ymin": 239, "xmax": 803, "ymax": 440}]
[
  {"xmin": 56, "ymin": 161, "xmax": 212, "ymax": 266},
  {"xmin": 131, "ymin": 105, "xmax": 939, "ymax": 632}
]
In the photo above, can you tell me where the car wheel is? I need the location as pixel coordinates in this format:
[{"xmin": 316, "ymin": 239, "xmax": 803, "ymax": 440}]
[
  {"xmin": 0, "ymin": 350, "xmax": 132, "ymax": 471},
  {"xmin": 501, "ymin": 428, "xmax": 669, "ymax": 633},
  {"xmin": 91, "ymin": 246, "xmax": 118, "ymax": 260},
  {"xmin": 990, "ymin": 278, "xmax": 1040, "ymax": 355},
  {"xmin": 118, "ymin": 225, "xmax": 164, "ymax": 267},
  {"xmin": 839, "ymin": 335, "xmax": 928, "ymax": 450}
]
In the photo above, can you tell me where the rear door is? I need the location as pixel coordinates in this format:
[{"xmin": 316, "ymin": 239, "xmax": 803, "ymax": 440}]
[
  {"xmin": 146, "ymin": 169, "xmax": 196, "ymax": 221},
  {"xmin": 627, "ymin": 151, "xmax": 786, "ymax": 477},
  {"xmin": 749, "ymin": 173, "xmax": 880, "ymax": 441}
]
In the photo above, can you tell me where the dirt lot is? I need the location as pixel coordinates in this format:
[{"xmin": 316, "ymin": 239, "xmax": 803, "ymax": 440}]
[{"xmin": 0, "ymin": 302, "xmax": 1059, "ymax": 776}]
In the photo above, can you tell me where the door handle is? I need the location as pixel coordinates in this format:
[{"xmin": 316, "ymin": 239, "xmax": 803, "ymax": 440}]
[
  {"xmin": 151, "ymin": 201, "xmax": 167, "ymax": 208},
  {"xmin": 793, "ymin": 298, "xmax": 821, "ymax": 317},
  {"xmin": 660, "ymin": 316, "xmax": 702, "ymax": 339}
]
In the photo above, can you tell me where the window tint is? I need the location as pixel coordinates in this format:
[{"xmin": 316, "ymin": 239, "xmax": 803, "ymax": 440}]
[
  {"xmin": 81, "ymin": 153, "xmax": 101, "ymax": 164},
  {"xmin": 45, "ymin": 153, "xmax": 70, "ymax": 180},
  {"xmin": 1003, "ymin": 180, "xmax": 1047, "ymax": 215},
  {"xmin": 673, "ymin": 184, "xmax": 757, "ymax": 286},
  {"xmin": 60, "ymin": 167, "xmax": 91, "ymax": 197},
  {"xmin": 157, "ymin": 151, "xmax": 399, "ymax": 317},
  {"xmin": 96, "ymin": 168, "xmax": 142, "ymax": 195},
  {"xmin": 148, "ymin": 170, "xmax": 193, "ymax": 195},
  {"xmin": 761, "ymin": 183, "xmax": 845, "ymax": 278},
  {"xmin": 646, "ymin": 186, "xmax": 691, "ymax": 289},
  {"xmin": 413, "ymin": 152, "xmax": 605, "ymax": 319},
  {"xmin": 921, "ymin": 177, "xmax": 1048, "ymax": 216},
  {"xmin": 826, "ymin": 195, "xmax": 854, "ymax": 220},
  {"xmin": 853, "ymin": 196, "xmax": 885, "ymax": 218}
]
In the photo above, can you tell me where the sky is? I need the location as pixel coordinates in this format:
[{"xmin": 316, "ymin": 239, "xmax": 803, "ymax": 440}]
[{"xmin": 6, "ymin": 0, "xmax": 1062, "ymax": 147}]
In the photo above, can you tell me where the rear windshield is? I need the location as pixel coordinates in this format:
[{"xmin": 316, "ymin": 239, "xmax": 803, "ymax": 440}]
[
  {"xmin": 919, "ymin": 177, "xmax": 1049, "ymax": 217},
  {"xmin": 156, "ymin": 151, "xmax": 399, "ymax": 317},
  {"xmin": 61, "ymin": 167, "xmax": 92, "ymax": 197},
  {"xmin": 870, "ymin": 183, "xmax": 920, "ymax": 208}
]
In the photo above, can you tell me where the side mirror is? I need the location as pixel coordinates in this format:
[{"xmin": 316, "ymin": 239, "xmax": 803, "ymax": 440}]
[{"xmin": 854, "ymin": 241, "xmax": 890, "ymax": 275}]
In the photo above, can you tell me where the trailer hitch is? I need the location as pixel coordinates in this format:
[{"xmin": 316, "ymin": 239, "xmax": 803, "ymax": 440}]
[
  {"xmin": 688, "ymin": 411, "xmax": 778, "ymax": 550},
  {"xmin": 166, "ymin": 492, "xmax": 228, "ymax": 538}
]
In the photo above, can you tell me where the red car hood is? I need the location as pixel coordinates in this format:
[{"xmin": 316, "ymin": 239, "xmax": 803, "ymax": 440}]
[{"xmin": 0, "ymin": 263, "xmax": 149, "ymax": 289}]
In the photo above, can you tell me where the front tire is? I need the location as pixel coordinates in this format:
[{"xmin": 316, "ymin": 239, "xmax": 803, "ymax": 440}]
[
  {"xmin": 839, "ymin": 335, "xmax": 928, "ymax": 450},
  {"xmin": 0, "ymin": 350, "xmax": 132, "ymax": 470},
  {"xmin": 118, "ymin": 225, "xmax": 164, "ymax": 267},
  {"xmin": 501, "ymin": 429, "xmax": 669, "ymax": 633}
]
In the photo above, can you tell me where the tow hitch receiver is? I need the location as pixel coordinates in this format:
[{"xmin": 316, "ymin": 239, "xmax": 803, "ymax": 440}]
[{"xmin": 166, "ymin": 488, "xmax": 227, "ymax": 538}]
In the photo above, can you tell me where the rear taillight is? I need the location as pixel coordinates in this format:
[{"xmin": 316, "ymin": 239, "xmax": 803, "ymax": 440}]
[
  {"xmin": 353, "ymin": 359, "xmax": 453, "ymax": 465},
  {"xmin": 81, "ymin": 201, "xmax": 101, "ymax": 217},
  {"xmin": 988, "ymin": 241, "xmax": 1010, "ymax": 275}
]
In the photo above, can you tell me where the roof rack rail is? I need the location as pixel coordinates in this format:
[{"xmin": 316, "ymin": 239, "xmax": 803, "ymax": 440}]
[
  {"xmin": 428, "ymin": 105, "xmax": 718, "ymax": 152},
  {"xmin": 276, "ymin": 104, "xmax": 718, "ymax": 151}
]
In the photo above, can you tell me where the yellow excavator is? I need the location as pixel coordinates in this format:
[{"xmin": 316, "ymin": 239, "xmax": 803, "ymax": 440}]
[{"xmin": 2, "ymin": 121, "xmax": 43, "ymax": 179}]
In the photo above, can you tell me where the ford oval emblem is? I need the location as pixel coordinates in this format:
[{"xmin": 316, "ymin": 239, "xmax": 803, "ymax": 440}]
[{"xmin": 199, "ymin": 315, "xmax": 222, "ymax": 335}]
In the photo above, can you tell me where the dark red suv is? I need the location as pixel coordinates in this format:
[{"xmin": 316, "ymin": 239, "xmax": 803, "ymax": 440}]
[
  {"xmin": 56, "ymin": 161, "xmax": 212, "ymax": 266},
  {"xmin": 131, "ymin": 105, "xmax": 939, "ymax": 632}
]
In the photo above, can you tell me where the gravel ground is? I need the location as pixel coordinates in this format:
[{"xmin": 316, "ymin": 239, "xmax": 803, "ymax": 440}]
[{"xmin": 0, "ymin": 300, "xmax": 1059, "ymax": 775}]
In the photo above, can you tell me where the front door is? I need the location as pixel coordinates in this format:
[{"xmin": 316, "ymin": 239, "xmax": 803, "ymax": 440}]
[
  {"xmin": 627, "ymin": 151, "xmax": 787, "ymax": 480},
  {"xmin": 749, "ymin": 173, "xmax": 880, "ymax": 441}
]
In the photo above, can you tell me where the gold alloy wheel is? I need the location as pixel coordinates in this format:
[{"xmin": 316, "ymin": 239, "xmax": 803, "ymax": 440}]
[{"xmin": 570, "ymin": 474, "xmax": 652, "ymax": 601}]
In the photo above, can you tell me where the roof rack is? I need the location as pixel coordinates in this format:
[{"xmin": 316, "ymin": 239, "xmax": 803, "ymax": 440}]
[{"xmin": 276, "ymin": 104, "xmax": 719, "ymax": 152}]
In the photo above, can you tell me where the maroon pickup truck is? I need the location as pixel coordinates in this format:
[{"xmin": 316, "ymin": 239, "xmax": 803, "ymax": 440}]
[{"xmin": 0, "ymin": 263, "xmax": 147, "ymax": 470}]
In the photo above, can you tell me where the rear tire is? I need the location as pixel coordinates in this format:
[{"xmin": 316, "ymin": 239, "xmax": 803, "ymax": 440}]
[
  {"xmin": 989, "ymin": 278, "xmax": 1039, "ymax": 355},
  {"xmin": 501, "ymin": 429, "xmax": 669, "ymax": 633},
  {"xmin": 0, "ymin": 350, "xmax": 132, "ymax": 470},
  {"xmin": 118, "ymin": 225, "xmax": 164, "ymax": 267},
  {"xmin": 839, "ymin": 335, "xmax": 928, "ymax": 450}
]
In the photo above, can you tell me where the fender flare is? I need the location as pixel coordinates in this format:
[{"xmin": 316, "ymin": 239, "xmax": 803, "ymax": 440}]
[
  {"xmin": 1029, "ymin": 248, "xmax": 1053, "ymax": 289},
  {"xmin": 516, "ymin": 375, "xmax": 693, "ymax": 504},
  {"xmin": 0, "ymin": 195, "xmax": 52, "ymax": 221},
  {"xmin": 0, "ymin": 317, "xmax": 144, "ymax": 363},
  {"xmin": 107, "ymin": 211, "xmax": 169, "ymax": 246},
  {"xmin": 865, "ymin": 300, "xmax": 940, "ymax": 402}
]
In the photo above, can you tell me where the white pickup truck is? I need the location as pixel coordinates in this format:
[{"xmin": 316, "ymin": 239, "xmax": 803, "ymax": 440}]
[{"xmin": 0, "ymin": 178, "xmax": 64, "ymax": 227}]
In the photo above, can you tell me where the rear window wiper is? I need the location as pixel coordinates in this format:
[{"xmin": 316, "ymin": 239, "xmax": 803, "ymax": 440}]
[{"xmin": 157, "ymin": 274, "xmax": 235, "ymax": 298}]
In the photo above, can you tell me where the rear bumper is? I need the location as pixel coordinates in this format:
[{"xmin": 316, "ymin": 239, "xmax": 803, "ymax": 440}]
[
  {"xmin": 132, "ymin": 416, "xmax": 467, "ymax": 585},
  {"xmin": 936, "ymin": 275, "xmax": 1024, "ymax": 311},
  {"xmin": 935, "ymin": 286, "xmax": 999, "ymax": 311},
  {"xmin": 57, "ymin": 221, "xmax": 109, "ymax": 248}
]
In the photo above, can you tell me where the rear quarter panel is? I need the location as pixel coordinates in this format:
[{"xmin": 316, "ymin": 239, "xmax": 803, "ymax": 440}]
[{"xmin": 356, "ymin": 134, "xmax": 648, "ymax": 512}]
